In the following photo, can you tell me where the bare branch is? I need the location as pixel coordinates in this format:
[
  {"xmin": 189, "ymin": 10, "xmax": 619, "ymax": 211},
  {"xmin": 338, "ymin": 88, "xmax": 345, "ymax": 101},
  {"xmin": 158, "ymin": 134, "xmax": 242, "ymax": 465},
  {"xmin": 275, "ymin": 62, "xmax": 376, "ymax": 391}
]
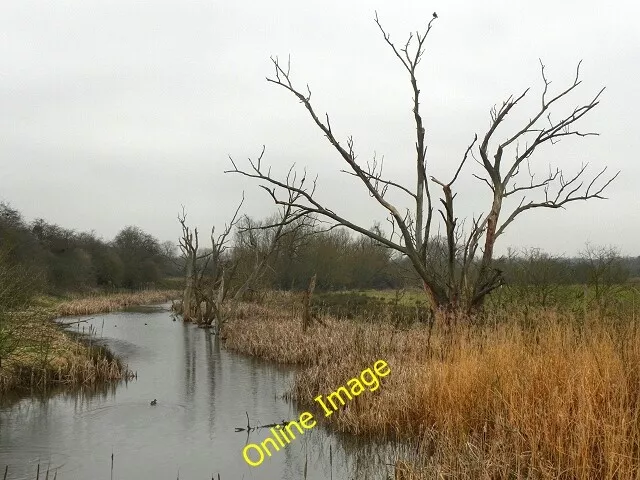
[
  {"xmin": 496, "ymin": 167, "xmax": 619, "ymax": 237},
  {"xmin": 227, "ymin": 147, "xmax": 408, "ymax": 254},
  {"xmin": 248, "ymin": 60, "xmax": 419, "ymax": 251}
]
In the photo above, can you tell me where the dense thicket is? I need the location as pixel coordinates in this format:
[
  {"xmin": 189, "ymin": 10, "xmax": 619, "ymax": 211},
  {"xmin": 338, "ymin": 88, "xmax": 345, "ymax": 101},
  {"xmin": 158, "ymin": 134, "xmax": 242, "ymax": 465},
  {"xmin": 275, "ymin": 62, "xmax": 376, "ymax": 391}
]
[{"xmin": 0, "ymin": 203, "xmax": 178, "ymax": 297}]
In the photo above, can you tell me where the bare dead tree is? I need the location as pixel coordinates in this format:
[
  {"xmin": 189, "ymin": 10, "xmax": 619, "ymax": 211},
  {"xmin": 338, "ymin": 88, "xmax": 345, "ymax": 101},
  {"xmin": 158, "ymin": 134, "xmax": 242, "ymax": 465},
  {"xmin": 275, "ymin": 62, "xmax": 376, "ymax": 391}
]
[
  {"xmin": 177, "ymin": 196, "xmax": 244, "ymax": 325},
  {"xmin": 177, "ymin": 207, "xmax": 201, "ymax": 322},
  {"xmin": 227, "ymin": 12, "xmax": 618, "ymax": 314}
]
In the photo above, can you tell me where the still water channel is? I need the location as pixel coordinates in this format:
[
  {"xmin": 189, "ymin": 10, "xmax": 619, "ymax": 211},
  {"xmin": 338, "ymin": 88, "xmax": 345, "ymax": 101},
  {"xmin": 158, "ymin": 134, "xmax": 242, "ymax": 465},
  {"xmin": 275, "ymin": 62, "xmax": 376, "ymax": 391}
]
[{"xmin": 0, "ymin": 305, "xmax": 405, "ymax": 479}]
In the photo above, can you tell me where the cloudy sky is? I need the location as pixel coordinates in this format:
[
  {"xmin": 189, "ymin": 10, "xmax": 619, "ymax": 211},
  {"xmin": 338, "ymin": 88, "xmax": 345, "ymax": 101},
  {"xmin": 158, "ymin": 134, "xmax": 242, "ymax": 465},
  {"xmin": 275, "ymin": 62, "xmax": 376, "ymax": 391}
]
[{"xmin": 1, "ymin": 0, "xmax": 638, "ymax": 256}]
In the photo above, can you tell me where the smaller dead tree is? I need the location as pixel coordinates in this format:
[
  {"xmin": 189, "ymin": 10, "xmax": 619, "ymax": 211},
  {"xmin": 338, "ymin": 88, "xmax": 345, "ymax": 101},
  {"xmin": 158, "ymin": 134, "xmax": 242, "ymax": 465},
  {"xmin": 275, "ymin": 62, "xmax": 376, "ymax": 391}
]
[
  {"xmin": 177, "ymin": 207, "xmax": 200, "ymax": 322},
  {"xmin": 177, "ymin": 196, "xmax": 244, "ymax": 326}
]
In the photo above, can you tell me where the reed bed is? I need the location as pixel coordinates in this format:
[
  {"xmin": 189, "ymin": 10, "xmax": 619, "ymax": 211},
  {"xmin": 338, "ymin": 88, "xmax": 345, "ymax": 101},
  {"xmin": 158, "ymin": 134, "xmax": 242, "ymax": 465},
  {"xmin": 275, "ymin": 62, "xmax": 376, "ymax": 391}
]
[
  {"xmin": 223, "ymin": 297, "xmax": 640, "ymax": 479},
  {"xmin": 56, "ymin": 289, "xmax": 178, "ymax": 316}
]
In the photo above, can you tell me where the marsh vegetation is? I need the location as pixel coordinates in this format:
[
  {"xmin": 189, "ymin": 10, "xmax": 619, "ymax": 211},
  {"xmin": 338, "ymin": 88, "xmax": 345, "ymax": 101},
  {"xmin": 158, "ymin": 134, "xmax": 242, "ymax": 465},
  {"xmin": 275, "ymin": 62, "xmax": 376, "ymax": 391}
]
[
  {"xmin": 2, "ymin": 196, "xmax": 640, "ymax": 478},
  {"xmin": 1, "ymin": 13, "xmax": 637, "ymax": 475},
  {"xmin": 223, "ymin": 288, "xmax": 640, "ymax": 479}
]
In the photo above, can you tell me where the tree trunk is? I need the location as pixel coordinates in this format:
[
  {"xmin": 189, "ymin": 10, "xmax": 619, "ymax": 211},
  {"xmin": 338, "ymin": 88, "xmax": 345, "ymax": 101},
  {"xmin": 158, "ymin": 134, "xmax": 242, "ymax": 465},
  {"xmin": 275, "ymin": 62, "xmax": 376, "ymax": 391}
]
[
  {"xmin": 302, "ymin": 274, "xmax": 316, "ymax": 333},
  {"xmin": 182, "ymin": 252, "xmax": 196, "ymax": 321},
  {"xmin": 215, "ymin": 272, "xmax": 225, "ymax": 327}
]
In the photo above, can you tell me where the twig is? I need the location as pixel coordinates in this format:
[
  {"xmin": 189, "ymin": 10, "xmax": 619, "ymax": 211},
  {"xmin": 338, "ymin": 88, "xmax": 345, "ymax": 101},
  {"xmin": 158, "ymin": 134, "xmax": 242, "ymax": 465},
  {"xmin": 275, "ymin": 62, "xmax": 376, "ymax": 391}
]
[{"xmin": 57, "ymin": 319, "xmax": 92, "ymax": 326}]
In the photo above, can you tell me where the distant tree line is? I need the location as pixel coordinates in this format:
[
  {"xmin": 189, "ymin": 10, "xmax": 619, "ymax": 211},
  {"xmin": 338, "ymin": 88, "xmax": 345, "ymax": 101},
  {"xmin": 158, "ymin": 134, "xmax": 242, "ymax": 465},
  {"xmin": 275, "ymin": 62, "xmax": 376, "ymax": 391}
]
[
  {"xmin": 228, "ymin": 216, "xmax": 639, "ymax": 295},
  {"xmin": 1, "ymin": 201, "xmax": 638, "ymax": 304},
  {"xmin": 0, "ymin": 202, "xmax": 179, "ymax": 297},
  {"xmin": 230, "ymin": 219, "xmax": 405, "ymax": 292}
]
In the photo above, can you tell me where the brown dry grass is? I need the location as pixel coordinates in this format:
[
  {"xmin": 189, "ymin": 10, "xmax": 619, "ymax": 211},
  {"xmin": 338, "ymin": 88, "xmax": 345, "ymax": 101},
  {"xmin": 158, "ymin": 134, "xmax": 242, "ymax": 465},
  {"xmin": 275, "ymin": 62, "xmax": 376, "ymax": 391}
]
[
  {"xmin": 56, "ymin": 289, "xmax": 178, "ymax": 316},
  {"xmin": 223, "ymin": 294, "xmax": 640, "ymax": 479}
]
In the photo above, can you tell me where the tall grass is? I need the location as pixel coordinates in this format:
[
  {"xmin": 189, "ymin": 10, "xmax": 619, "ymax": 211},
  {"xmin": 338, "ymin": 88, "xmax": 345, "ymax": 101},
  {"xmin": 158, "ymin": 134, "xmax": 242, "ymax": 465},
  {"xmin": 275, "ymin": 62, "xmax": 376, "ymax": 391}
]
[
  {"xmin": 56, "ymin": 289, "xmax": 178, "ymax": 316},
  {"xmin": 223, "ymin": 295, "xmax": 640, "ymax": 479}
]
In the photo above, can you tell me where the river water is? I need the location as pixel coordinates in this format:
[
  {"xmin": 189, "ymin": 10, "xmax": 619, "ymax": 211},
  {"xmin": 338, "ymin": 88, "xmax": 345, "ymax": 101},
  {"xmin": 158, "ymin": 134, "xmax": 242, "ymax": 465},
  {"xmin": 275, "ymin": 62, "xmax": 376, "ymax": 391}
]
[{"xmin": 0, "ymin": 305, "xmax": 404, "ymax": 480}]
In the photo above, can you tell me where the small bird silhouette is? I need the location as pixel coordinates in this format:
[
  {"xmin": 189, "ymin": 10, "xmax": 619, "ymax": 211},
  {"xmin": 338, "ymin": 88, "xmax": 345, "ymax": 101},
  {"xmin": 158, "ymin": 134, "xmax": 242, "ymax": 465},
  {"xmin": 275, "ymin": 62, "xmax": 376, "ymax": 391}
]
[
  {"xmin": 150, "ymin": 399, "xmax": 157, "ymax": 406},
  {"xmin": 433, "ymin": 12, "xmax": 438, "ymax": 18}
]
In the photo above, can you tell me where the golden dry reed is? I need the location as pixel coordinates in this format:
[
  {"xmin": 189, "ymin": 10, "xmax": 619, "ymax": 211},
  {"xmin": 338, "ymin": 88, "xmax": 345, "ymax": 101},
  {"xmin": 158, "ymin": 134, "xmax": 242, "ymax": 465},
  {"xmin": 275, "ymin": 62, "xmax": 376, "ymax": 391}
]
[
  {"xmin": 56, "ymin": 289, "xmax": 178, "ymax": 316},
  {"xmin": 223, "ymin": 298, "xmax": 640, "ymax": 479}
]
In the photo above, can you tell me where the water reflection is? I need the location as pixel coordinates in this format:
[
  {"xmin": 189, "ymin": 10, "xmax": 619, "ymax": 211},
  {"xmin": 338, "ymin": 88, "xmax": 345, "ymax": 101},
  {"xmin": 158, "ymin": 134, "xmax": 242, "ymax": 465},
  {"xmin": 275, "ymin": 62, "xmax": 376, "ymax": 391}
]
[{"xmin": 0, "ymin": 307, "xmax": 409, "ymax": 480}]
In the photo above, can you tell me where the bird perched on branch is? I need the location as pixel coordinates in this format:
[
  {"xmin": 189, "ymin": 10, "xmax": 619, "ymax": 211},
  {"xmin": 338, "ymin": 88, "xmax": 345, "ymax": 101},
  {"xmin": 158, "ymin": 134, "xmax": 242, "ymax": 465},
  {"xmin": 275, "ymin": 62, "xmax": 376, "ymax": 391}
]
[{"xmin": 433, "ymin": 12, "xmax": 438, "ymax": 18}]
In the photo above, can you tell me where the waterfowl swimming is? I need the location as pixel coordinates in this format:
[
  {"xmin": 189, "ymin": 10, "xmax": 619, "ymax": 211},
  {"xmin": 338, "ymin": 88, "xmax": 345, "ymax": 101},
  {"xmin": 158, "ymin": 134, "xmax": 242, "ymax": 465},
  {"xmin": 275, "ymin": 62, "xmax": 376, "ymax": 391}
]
[{"xmin": 150, "ymin": 399, "xmax": 157, "ymax": 406}]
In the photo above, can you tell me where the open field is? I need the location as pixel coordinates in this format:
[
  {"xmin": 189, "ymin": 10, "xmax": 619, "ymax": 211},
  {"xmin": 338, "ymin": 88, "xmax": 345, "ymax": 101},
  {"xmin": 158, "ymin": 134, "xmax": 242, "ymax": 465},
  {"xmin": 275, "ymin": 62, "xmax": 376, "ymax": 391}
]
[
  {"xmin": 324, "ymin": 284, "xmax": 640, "ymax": 313},
  {"xmin": 223, "ymin": 291, "xmax": 640, "ymax": 479},
  {"xmin": 0, "ymin": 289, "xmax": 179, "ymax": 394}
]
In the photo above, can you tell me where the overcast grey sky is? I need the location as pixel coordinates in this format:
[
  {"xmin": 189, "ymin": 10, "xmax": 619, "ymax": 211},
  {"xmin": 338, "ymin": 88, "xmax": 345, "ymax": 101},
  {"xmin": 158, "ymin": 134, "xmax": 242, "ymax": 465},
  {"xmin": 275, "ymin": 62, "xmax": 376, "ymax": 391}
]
[{"xmin": 1, "ymin": 0, "xmax": 638, "ymax": 256}]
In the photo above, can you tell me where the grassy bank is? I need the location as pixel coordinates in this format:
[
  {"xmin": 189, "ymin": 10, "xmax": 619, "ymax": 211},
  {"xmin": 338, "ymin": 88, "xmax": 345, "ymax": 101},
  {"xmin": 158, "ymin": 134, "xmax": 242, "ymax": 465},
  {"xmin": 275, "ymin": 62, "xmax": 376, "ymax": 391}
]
[
  {"xmin": 223, "ymin": 293, "xmax": 640, "ymax": 479},
  {"xmin": 0, "ymin": 289, "xmax": 178, "ymax": 394}
]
